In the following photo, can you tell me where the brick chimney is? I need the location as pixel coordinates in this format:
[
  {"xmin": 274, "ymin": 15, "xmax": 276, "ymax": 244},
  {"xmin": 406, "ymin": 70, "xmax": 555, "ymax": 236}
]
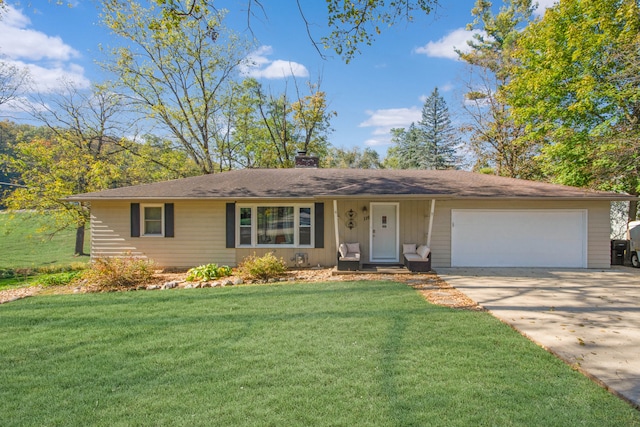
[{"xmin": 294, "ymin": 150, "xmax": 319, "ymax": 168}]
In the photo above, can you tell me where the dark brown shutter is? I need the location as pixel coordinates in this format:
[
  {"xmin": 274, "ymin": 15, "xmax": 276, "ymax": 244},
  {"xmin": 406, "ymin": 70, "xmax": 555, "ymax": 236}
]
[
  {"xmin": 314, "ymin": 202, "xmax": 324, "ymax": 248},
  {"xmin": 164, "ymin": 203, "xmax": 174, "ymax": 237},
  {"xmin": 226, "ymin": 203, "xmax": 235, "ymax": 248},
  {"xmin": 131, "ymin": 203, "xmax": 140, "ymax": 237}
]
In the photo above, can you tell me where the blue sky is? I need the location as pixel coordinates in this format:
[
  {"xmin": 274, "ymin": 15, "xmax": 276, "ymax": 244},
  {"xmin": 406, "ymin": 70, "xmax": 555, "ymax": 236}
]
[{"xmin": 0, "ymin": 0, "xmax": 555, "ymax": 156}]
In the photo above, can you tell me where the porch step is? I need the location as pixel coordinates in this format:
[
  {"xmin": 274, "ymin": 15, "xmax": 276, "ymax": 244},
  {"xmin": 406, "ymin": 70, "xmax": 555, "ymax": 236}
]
[{"xmin": 332, "ymin": 264, "xmax": 410, "ymax": 275}]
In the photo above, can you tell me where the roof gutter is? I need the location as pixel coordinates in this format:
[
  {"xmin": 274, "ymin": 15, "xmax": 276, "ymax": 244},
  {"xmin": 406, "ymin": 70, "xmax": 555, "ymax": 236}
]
[{"xmin": 64, "ymin": 193, "xmax": 639, "ymax": 203}]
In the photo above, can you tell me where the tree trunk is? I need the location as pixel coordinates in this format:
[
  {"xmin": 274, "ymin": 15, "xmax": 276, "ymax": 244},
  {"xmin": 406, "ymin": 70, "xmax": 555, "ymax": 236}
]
[{"xmin": 74, "ymin": 224, "xmax": 86, "ymax": 256}]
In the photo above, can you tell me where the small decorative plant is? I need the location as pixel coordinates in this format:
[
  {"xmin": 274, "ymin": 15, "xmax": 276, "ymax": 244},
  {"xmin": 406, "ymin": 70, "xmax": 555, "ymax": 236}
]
[
  {"xmin": 237, "ymin": 252, "xmax": 287, "ymax": 281},
  {"xmin": 185, "ymin": 264, "xmax": 233, "ymax": 282}
]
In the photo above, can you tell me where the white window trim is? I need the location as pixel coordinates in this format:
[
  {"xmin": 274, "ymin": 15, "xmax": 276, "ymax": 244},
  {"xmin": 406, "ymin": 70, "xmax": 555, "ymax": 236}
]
[
  {"xmin": 236, "ymin": 203, "xmax": 314, "ymax": 248},
  {"xmin": 141, "ymin": 203, "xmax": 164, "ymax": 237}
]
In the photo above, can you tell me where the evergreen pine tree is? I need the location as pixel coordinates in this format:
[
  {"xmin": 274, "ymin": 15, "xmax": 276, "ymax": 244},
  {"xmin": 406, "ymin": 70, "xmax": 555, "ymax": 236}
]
[
  {"xmin": 418, "ymin": 87, "xmax": 461, "ymax": 169},
  {"xmin": 389, "ymin": 123, "xmax": 425, "ymax": 169}
]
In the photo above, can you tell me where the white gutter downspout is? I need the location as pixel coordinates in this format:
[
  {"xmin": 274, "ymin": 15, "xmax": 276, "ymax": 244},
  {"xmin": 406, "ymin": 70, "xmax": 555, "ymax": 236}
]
[
  {"xmin": 426, "ymin": 199, "xmax": 436, "ymax": 248},
  {"xmin": 333, "ymin": 199, "xmax": 340, "ymax": 251}
]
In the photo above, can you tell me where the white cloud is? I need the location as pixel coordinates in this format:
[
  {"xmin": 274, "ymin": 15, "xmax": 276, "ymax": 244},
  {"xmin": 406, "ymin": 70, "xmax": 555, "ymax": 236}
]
[
  {"xmin": 0, "ymin": 6, "xmax": 79, "ymax": 61},
  {"xmin": 415, "ymin": 28, "xmax": 483, "ymax": 60},
  {"xmin": 534, "ymin": 0, "xmax": 559, "ymax": 16},
  {"xmin": 440, "ymin": 83, "xmax": 455, "ymax": 93},
  {"xmin": 0, "ymin": 5, "xmax": 89, "ymax": 96},
  {"xmin": 22, "ymin": 61, "xmax": 90, "ymax": 93},
  {"xmin": 359, "ymin": 107, "xmax": 421, "ymax": 147},
  {"xmin": 359, "ymin": 107, "xmax": 421, "ymax": 129},
  {"xmin": 241, "ymin": 45, "xmax": 309, "ymax": 79}
]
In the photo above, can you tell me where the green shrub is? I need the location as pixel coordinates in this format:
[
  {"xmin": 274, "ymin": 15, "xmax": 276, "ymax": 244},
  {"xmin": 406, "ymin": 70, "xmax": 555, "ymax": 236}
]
[
  {"xmin": 185, "ymin": 264, "xmax": 233, "ymax": 282},
  {"xmin": 0, "ymin": 263, "xmax": 86, "ymax": 280},
  {"xmin": 37, "ymin": 262, "xmax": 87, "ymax": 275},
  {"xmin": 237, "ymin": 252, "xmax": 287, "ymax": 281},
  {"xmin": 37, "ymin": 271, "xmax": 82, "ymax": 287},
  {"xmin": 82, "ymin": 255, "xmax": 156, "ymax": 290},
  {"xmin": 0, "ymin": 268, "xmax": 17, "ymax": 279}
]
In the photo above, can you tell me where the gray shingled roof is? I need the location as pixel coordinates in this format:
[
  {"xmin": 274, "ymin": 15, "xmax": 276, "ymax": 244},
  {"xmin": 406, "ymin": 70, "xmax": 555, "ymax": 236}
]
[{"xmin": 66, "ymin": 169, "xmax": 634, "ymax": 201}]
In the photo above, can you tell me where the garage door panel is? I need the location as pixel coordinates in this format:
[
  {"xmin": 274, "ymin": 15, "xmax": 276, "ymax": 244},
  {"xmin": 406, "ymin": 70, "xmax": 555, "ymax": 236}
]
[{"xmin": 451, "ymin": 210, "xmax": 586, "ymax": 268}]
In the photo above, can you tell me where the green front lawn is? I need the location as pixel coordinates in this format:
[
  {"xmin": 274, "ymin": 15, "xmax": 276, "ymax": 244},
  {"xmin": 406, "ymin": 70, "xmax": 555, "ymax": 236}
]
[
  {"xmin": 1, "ymin": 280, "xmax": 638, "ymax": 426},
  {"xmin": 0, "ymin": 212, "xmax": 89, "ymax": 291},
  {"xmin": 0, "ymin": 212, "xmax": 90, "ymax": 270}
]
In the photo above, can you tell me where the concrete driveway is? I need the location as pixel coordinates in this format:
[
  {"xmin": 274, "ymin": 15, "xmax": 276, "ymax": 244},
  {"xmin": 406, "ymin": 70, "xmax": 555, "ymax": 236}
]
[{"xmin": 436, "ymin": 266, "xmax": 640, "ymax": 408}]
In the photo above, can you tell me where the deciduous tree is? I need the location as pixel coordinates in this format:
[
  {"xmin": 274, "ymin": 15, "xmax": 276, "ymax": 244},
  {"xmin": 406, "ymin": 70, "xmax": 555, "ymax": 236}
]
[
  {"xmin": 458, "ymin": 0, "xmax": 539, "ymax": 178},
  {"xmin": 507, "ymin": 0, "xmax": 640, "ymax": 219},
  {"xmin": 148, "ymin": 0, "xmax": 437, "ymax": 63},
  {"xmin": 323, "ymin": 146, "xmax": 383, "ymax": 169},
  {"xmin": 3, "ymin": 84, "xmax": 199, "ymax": 256},
  {"xmin": 230, "ymin": 78, "xmax": 333, "ymax": 168},
  {"xmin": 0, "ymin": 60, "xmax": 28, "ymax": 112},
  {"xmin": 101, "ymin": 1, "xmax": 250, "ymax": 174}
]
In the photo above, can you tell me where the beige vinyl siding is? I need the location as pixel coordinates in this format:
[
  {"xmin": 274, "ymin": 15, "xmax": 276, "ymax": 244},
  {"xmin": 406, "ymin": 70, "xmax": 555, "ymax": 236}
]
[
  {"xmin": 586, "ymin": 201, "xmax": 613, "ymax": 268},
  {"xmin": 90, "ymin": 200, "xmax": 235, "ymax": 268},
  {"xmin": 430, "ymin": 200, "xmax": 611, "ymax": 269},
  {"xmin": 90, "ymin": 198, "xmax": 612, "ymax": 269},
  {"xmin": 398, "ymin": 200, "xmax": 432, "ymax": 248}
]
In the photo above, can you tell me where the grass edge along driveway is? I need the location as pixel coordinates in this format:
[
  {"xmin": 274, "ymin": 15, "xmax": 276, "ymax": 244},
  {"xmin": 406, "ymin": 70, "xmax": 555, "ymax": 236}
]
[{"xmin": 1, "ymin": 280, "xmax": 638, "ymax": 426}]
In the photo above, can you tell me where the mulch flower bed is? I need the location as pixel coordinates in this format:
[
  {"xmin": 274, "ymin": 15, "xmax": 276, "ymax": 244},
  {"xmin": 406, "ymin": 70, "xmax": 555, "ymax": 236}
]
[{"xmin": 0, "ymin": 268, "xmax": 482, "ymax": 311}]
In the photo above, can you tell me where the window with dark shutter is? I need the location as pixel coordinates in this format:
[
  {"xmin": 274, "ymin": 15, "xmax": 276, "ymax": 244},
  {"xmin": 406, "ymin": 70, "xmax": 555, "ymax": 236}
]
[
  {"xmin": 314, "ymin": 202, "xmax": 324, "ymax": 248},
  {"xmin": 164, "ymin": 203, "xmax": 174, "ymax": 237},
  {"xmin": 226, "ymin": 203, "xmax": 235, "ymax": 248}
]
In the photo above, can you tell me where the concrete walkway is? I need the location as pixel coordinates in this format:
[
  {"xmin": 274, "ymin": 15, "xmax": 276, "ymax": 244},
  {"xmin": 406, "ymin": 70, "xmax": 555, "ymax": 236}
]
[{"xmin": 436, "ymin": 266, "xmax": 640, "ymax": 408}]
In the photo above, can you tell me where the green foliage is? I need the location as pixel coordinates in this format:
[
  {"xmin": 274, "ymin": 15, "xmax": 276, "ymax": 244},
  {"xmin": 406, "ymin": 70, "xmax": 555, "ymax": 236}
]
[
  {"xmin": 458, "ymin": 0, "xmax": 539, "ymax": 179},
  {"xmin": 322, "ymin": 146, "xmax": 383, "ymax": 169},
  {"xmin": 101, "ymin": 1, "xmax": 250, "ymax": 174},
  {"xmin": 228, "ymin": 79, "xmax": 333, "ymax": 169},
  {"xmin": 36, "ymin": 270, "xmax": 82, "ymax": 287},
  {"xmin": 323, "ymin": 0, "xmax": 436, "ymax": 62},
  {"xmin": 384, "ymin": 88, "xmax": 461, "ymax": 170},
  {"xmin": 237, "ymin": 252, "xmax": 287, "ymax": 281},
  {"xmin": 101, "ymin": 3, "xmax": 335, "ymax": 173},
  {"xmin": 2, "ymin": 88, "xmax": 145, "ymax": 255},
  {"xmin": 185, "ymin": 263, "xmax": 232, "ymax": 282},
  {"xmin": 149, "ymin": 0, "xmax": 437, "ymax": 64},
  {"xmin": 0, "ymin": 263, "xmax": 87, "ymax": 291},
  {"xmin": 507, "ymin": 0, "xmax": 640, "ymax": 198},
  {"xmin": 82, "ymin": 255, "xmax": 155, "ymax": 290},
  {"xmin": 386, "ymin": 124, "xmax": 425, "ymax": 169},
  {"xmin": 1, "ymin": 87, "xmax": 201, "ymax": 255},
  {"xmin": 418, "ymin": 87, "xmax": 462, "ymax": 170}
]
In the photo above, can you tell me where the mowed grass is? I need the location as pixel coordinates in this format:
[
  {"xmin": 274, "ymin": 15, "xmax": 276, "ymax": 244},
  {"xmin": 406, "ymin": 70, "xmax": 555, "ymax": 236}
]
[
  {"xmin": 0, "ymin": 212, "xmax": 90, "ymax": 270},
  {"xmin": 1, "ymin": 280, "xmax": 638, "ymax": 426}
]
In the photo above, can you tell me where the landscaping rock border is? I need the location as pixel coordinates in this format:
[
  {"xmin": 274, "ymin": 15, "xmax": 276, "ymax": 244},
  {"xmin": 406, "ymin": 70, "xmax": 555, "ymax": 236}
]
[{"xmin": 0, "ymin": 268, "xmax": 482, "ymax": 310}]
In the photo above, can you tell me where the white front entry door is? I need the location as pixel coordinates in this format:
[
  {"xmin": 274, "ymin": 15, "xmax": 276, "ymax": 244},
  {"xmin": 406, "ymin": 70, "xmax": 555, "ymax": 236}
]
[{"xmin": 370, "ymin": 203, "xmax": 399, "ymax": 262}]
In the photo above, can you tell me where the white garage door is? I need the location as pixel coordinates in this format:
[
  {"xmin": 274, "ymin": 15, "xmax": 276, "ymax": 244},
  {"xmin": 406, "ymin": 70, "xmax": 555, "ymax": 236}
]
[{"xmin": 451, "ymin": 210, "xmax": 587, "ymax": 268}]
